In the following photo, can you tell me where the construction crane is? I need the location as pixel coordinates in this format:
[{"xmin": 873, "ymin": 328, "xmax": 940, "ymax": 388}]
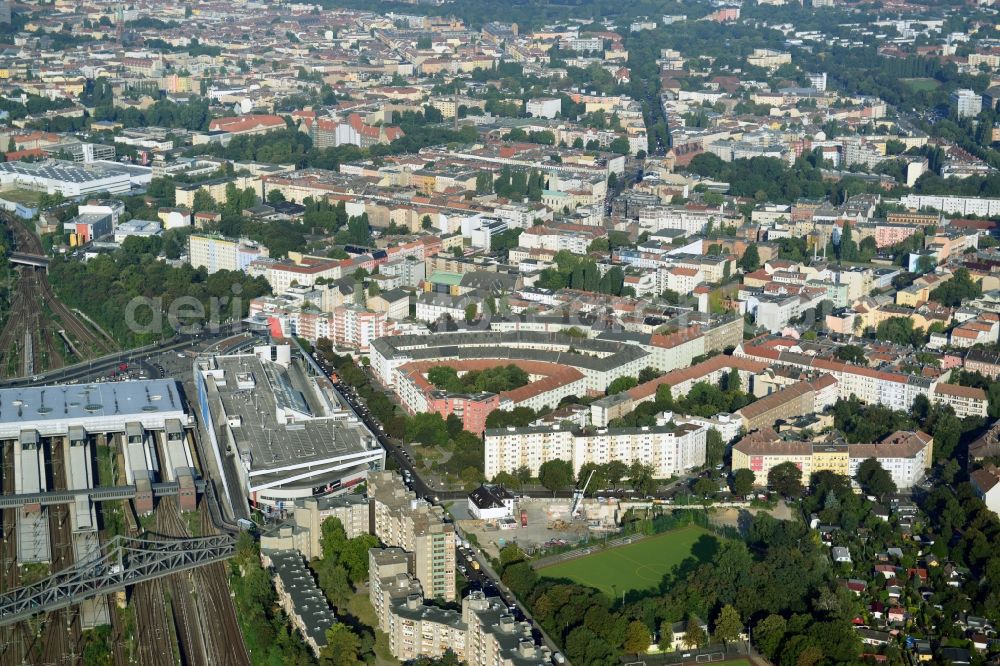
[{"xmin": 570, "ymin": 469, "xmax": 595, "ymax": 518}]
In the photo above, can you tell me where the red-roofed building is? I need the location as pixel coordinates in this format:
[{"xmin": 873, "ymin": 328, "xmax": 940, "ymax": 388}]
[{"xmin": 208, "ymin": 114, "xmax": 286, "ymax": 136}]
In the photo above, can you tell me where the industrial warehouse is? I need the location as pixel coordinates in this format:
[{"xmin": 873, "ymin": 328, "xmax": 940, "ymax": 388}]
[{"xmin": 195, "ymin": 345, "xmax": 385, "ymax": 510}]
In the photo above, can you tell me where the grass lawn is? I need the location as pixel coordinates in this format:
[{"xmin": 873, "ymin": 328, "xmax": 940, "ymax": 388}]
[
  {"xmin": 901, "ymin": 78, "xmax": 940, "ymax": 92},
  {"xmin": 538, "ymin": 525, "xmax": 719, "ymax": 598},
  {"xmin": 0, "ymin": 188, "xmax": 42, "ymax": 205},
  {"xmin": 348, "ymin": 590, "xmax": 399, "ymax": 666}
]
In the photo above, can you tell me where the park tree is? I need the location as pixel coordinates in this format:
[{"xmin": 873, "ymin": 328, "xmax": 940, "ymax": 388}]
[
  {"xmin": 838, "ymin": 222, "xmax": 858, "ymax": 262},
  {"xmin": 405, "ymin": 412, "xmax": 449, "ymax": 446},
  {"xmin": 740, "ymin": 243, "xmax": 760, "ymax": 272},
  {"xmin": 539, "ymin": 459, "xmax": 574, "ymax": 496},
  {"xmin": 514, "ymin": 465, "xmax": 532, "ymax": 487},
  {"xmin": 731, "ymin": 468, "xmax": 755, "ymax": 497},
  {"xmin": 320, "ymin": 623, "xmax": 362, "ymax": 666},
  {"xmin": 576, "ymin": 462, "xmax": 607, "ymax": 495},
  {"xmin": 683, "ymin": 616, "xmax": 707, "ymax": 649},
  {"xmin": 192, "ymin": 187, "xmax": 215, "ymax": 212},
  {"xmin": 492, "ymin": 471, "xmax": 519, "ymax": 488},
  {"xmin": 855, "ymin": 457, "xmax": 896, "ymax": 498},
  {"xmin": 720, "ymin": 367, "xmax": 741, "ymax": 392},
  {"xmin": 464, "ymin": 302, "xmax": 478, "ymax": 321},
  {"xmin": 713, "ymin": 605, "xmax": 743, "ymax": 645},
  {"xmin": 693, "ymin": 477, "xmax": 717, "ymax": 497},
  {"xmin": 753, "ymin": 614, "xmax": 787, "ymax": 660},
  {"xmin": 768, "ymin": 461, "xmax": 803, "ymax": 498},
  {"xmin": 706, "ymin": 428, "xmax": 725, "ymax": 468},
  {"xmin": 655, "ymin": 384, "xmax": 674, "ymax": 409},
  {"xmin": 835, "ymin": 345, "xmax": 867, "ymax": 365},
  {"xmin": 622, "ymin": 620, "xmax": 651, "ymax": 654},
  {"xmin": 607, "ymin": 375, "xmax": 638, "ymax": 395},
  {"xmin": 605, "ymin": 460, "xmax": 628, "ymax": 489},
  {"xmin": 340, "ymin": 533, "xmax": 380, "ymax": 583},
  {"xmin": 628, "ymin": 460, "xmax": 657, "ymax": 496},
  {"xmin": 638, "ymin": 366, "xmax": 661, "ymax": 384}
]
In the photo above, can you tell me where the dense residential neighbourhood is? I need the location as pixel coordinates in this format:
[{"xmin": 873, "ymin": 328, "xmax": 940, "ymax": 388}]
[{"xmin": 2, "ymin": 0, "xmax": 1000, "ymax": 665}]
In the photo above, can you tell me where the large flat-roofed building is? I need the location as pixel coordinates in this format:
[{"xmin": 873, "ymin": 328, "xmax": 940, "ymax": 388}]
[
  {"xmin": 0, "ymin": 380, "xmax": 188, "ymax": 438},
  {"xmin": 195, "ymin": 346, "xmax": 385, "ymax": 510},
  {"xmin": 0, "ymin": 159, "xmax": 149, "ymax": 196},
  {"xmin": 368, "ymin": 471, "xmax": 456, "ymax": 602},
  {"xmin": 0, "ymin": 379, "xmax": 194, "ymax": 568}
]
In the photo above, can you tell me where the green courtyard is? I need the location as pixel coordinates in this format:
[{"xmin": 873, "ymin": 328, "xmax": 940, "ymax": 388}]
[{"xmin": 537, "ymin": 525, "xmax": 720, "ymax": 598}]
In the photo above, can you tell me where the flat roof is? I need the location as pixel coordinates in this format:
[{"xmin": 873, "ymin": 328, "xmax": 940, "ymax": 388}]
[
  {"xmin": 0, "ymin": 159, "xmax": 130, "ymax": 183},
  {"xmin": 0, "ymin": 380, "xmax": 185, "ymax": 439},
  {"xmin": 211, "ymin": 355, "xmax": 377, "ymax": 488},
  {"xmin": 268, "ymin": 550, "xmax": 337, "ymax": 647}
]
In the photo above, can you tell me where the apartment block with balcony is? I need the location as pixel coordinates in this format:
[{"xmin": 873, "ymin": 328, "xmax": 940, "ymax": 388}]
[
  {"xmin": 368, "ymin": 471, "xmax": 456, "ymax": 602},
  {"xmin": 370, "ymin": 548, "xmax": 550, "ymax": 665}
]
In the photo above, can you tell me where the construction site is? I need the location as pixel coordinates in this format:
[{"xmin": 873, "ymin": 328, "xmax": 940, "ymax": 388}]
[
  {"xmin": 0, "ymin": 379, "xmax": 248, "ymax": 666},
  {"xmin": 456, "ymin": 496, "xmax": 625, "ymax": 559}
]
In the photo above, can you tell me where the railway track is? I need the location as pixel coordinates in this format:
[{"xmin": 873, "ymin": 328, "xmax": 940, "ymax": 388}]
[
  {"xmin": 0, "ymin": 442, "xmax": 38, "ymax": 666},
  {"xmin": 131, "ymin": 578, "xmax": 175, "ymax": 666},
  {"xmin": 39, "ymin": 437, "xmax": 82, "ymax": 666},
  {"xmin": 0, "ymin": 214, "xmax": 115, "ymax": 378},
  {"xmin": 154, "ymin": 497, "xmax": 207, "ymax": 666},
  {"xmin": 194, "ymin": 500, "xmax": 250, "ymax": 666}
]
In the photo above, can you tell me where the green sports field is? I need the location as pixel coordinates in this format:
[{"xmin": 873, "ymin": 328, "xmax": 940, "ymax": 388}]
[
  {"xmin": 538, "ymin": 525, "xmax": 719, "ymax": 598},
  {"xmin": 901, "ymin": 77, "xmax": 940, "ymax": 92}
]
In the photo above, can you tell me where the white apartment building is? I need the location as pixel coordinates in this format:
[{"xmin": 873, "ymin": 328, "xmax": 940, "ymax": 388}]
[
  {"xmin": 637, "ymin": 207, "xmax": 712, "ymax": 236},
  {"xmin": 250, "ymin": 301, "xmax": 397, "ymax": 353},
  {"xmin": 260, "ymin": 495, "xmax": 370, "ymax": 560},
  {"xmin": 662, "ymin": 266, "xmax": 704, "ymax": 295},
  {"xmin": 807, "ymin": 72, "xmax": 827, "ymax": 92},
  {"xmin": 735, "ymin": 343, "xmax": 936, "ymax": 412},
  {"xmin": 951, "ymin": 89, "xmax": 983, "ymax": 119},
  {"xmin": 751, "ymin": 292, "xmax": 825, "ymax": 333},
  {"xmin": 484, "ymin": 423, "xmax": 707, "ymax": 480},
  {"xmin": 526, "ymin": 98, "xmax": 562, "ymax": 119},
  {"xmin": 747, "ymin": 49, "xmax": 792, "ymax": 70},
  {"xmin": 248, "ymin": 257, "xmax": 345, "ymax": 293},
  {"xmin": 933, "ymin": 383, "xmax": 989, "ymax": 418},
  {"xmin": 369, "ymin": 331, "xmax": 651, "ymax": 395},
  {"xmin": 461, "ymin": 215, "xmax": 508, "ymax": 250},
  {"xmin": 188, "ymin": 234, "xmax": 269, "ymax": 274},
  {"xmin": 380, "ymin": 256, "xmax": 426, "ymax": 288},
  {"xmin": 900, "ymin": 194, "xmax": 1000, "ymax": 218},
  {"xmin": 519, "ymin": 225, "xmax": 599, "ymax": 254}
]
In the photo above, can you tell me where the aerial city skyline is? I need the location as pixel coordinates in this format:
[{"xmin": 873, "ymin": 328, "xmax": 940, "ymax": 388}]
[{"xmin": 0, "ymin": 0, "xmax": 998, "ymax": 664}]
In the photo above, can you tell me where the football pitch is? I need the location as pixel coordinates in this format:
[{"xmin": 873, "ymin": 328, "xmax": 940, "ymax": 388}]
[{"xmin": 538, "ymin": 525, "xmax": 719, "ymax": 598}]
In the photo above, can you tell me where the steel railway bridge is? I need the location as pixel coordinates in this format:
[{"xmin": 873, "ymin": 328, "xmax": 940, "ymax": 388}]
[{"xmin": 0, "ymin": 532, "xmax": 237, "ymax": 626}]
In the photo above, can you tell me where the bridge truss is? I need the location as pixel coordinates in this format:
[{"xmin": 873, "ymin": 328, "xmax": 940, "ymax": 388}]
[{"xmin": 0, "ymin": 533, "xmax": 236, "ymax": 626}]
